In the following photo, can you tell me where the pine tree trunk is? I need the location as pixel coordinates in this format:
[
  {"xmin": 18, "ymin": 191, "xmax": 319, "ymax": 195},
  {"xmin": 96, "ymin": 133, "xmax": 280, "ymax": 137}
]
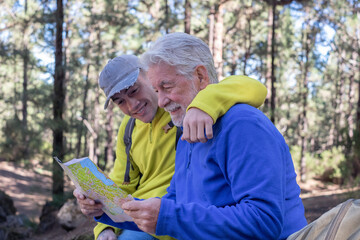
[
  {"xmin": 243, "ymin": 15, "xmax": 252, "ymax": 75},
  {"xmin": 356, "ymin": 48, "xmax": 360, "ymax": 152},
  {"xmin": 357, "ymin": 62, "xmax": 360, "ymax": 134},
  {"xmin": 265, "ymin": 0, "xmax": 277, "ymax": 123},
  {"xmin": 22, "ymin": 26, "xmax": 29, "ymax": 159},
  {"xmin": 354, "ymin": 6, "xmax": 360, "ymax": 135},
  {"xmin": 338, "ymin": 82, "xmax": 345, "ymax": 145},
  {"xmin": 93, "ymin": 90, "xmax": 100, "ymax": 165},
  {"xmin": 208, "ymin": 6, "xmax": 215, "ymax": 54},
  {"xmin": 299, "ymin": 12, "xmax": 311, "ymax": 183},
  {"xmin": 22, "ymin": 48, "xmax": 28, "ymax": 131},
  {"xmin": 104, "ymin": 102, "xmax": 114, "ymax": 170},
  {"xmin": 346, "ymin": 69, "xmax": 355, "ymax": 154},
  {"xmin": 165, "ymin": 0, "xmax": 169, "ymax": 33},
  {"xmin": 265, "ymin": 1, "xmax": 273, "ymax": 113},
  {"xmin": 337, "ymin": 51, "xmax": 345, "ymax": 145},
  {"xmin": 21, "ymin": 1, "xmax": 29, "ymax": 159},
  {"xmin": 354, "ymin": 38, "xmax": 360, "ymax": 175},
  {"xmin": 213, "ymin": 3, "xmax": 224, "ymax": 80},
  {"xmin": 184, "ymin": 0, "xmax": 191, "ymax": 34},
  {"xmin": 63, "ymin": 6, "xmax": 71, "ymax": 153},
  {"xmin": 92, "ymin": 27, "xmax": 102, "ymax": 165},
  {"xmin": 346, "ymin": 50, "xmax": 357, "ymax": 147},
  {"xmin": 328, "ymin": 62, "xmax": 341, "ymax": 148},
  {"xmin": 76, "ymin": 64, "xmax": 90, "ymax": 157},
  {"xmin": 208, "ymin": 1, "xmax": 226, "ymax": 80},
  {"xmin": 269, "ymin": 0, "xmax": 276, "ymax": 124},
  {"xmin": 52, "ymin": 0, "xmax": 65, "ymax": 196}
]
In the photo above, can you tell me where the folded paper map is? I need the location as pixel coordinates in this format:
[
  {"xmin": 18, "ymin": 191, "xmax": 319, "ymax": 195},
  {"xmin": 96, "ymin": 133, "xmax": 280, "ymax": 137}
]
[{"xmin": 55, "ymin": 156, "xmax": 133, "ymax": 222}]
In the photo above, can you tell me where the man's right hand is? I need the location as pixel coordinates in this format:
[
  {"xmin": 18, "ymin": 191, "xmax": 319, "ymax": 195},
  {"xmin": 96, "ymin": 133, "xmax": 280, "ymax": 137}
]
[
  {"xmin": 73, "ymin": 188, "xmax": 104, "ymax": 217},
  {"xmin": 182, "ymin": 107, "xmax": 214, "ymax": 143},
  {"xmin": 97, "ymin": 228, "xmax": 117, "ymax": 240}
]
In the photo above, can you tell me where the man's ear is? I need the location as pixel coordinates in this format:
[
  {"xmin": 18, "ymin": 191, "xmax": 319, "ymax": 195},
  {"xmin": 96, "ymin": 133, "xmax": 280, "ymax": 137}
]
[{"xmin": 194, "ymin": 65, "xmax": 209, "ymax": 90}]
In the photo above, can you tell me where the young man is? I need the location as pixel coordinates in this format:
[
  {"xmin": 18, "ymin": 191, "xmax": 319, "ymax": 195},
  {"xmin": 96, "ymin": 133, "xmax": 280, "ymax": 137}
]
[{"xmin": 74, "ymin": 54, "xmax": 267, "ymax": 240}]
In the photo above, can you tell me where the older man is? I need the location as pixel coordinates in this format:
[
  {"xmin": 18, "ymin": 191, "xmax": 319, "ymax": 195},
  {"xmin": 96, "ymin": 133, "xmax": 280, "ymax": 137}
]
[
  {"xmin": 75, "ymin": 54, "xmax": 267, "ymax": 240},
  {"xmin": 95, "ymin": 33, "xmax": 307, "ymax": 239}
]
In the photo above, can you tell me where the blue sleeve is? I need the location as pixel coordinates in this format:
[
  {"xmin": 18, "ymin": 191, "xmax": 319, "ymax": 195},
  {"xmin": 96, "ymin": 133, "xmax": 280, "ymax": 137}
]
[
  {"xmin": 94, "ymin": 214, "xmax": 142, "ymax": 232},
  {"xmin": 162, "ymin": 144, "xmax": 180, "ymax": 201},
  {"xmin": 156, "ymin": 109, "xmax": 289, "ymax": 239}
]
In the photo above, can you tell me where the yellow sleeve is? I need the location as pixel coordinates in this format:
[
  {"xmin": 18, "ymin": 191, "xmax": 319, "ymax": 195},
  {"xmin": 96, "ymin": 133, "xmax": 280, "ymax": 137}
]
[
  {"xmin": 94, "ymin": 116, "xmax": 141, "ymax": 239},
  {"xmin": 187, "ymin": 75, "xmax": 267, "ymax": 124},
  {"xmin": 94, "ymin": 224, "xmax": 121, "ymax": 240}
]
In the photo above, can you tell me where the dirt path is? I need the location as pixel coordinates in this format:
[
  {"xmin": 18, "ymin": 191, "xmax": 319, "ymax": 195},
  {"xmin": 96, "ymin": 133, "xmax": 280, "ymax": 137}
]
[
  {"xmin": 0, "ymin": 160, "xmax": 96, "ymax": 239},
  {"xmin": 301, "ymin": 186, "xmax": 360, "ymax": 223},
  {"xmin": 0, "ymin": 160, "xmax": 73, "ymax": 223},
  {"xmin": 0, "ymin": 161, "xmax": 53, "ymax": 223},
  {"xmin": 299, "ymin": 179, "xmax": 360, "ymax": 222}
]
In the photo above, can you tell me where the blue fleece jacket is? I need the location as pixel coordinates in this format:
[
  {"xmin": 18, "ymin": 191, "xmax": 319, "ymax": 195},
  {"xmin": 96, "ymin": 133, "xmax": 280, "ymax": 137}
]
[
  {"xmin": 96, "ymin": 104, "xmax": 307, "ymax": 239},
  {"xmin": 157, "ymin": 104, "xmax": 306, "ymax": 239}
]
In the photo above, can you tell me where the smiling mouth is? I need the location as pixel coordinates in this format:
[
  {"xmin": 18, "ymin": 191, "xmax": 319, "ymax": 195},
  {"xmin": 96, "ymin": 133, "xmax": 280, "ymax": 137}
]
[
  {"xmin": 169, "ymin": 106, "xmax": 181, "ymax": 114},
  {"xmin": 133, "ymin": 103, "xmax": 147, "ymax": 115}
]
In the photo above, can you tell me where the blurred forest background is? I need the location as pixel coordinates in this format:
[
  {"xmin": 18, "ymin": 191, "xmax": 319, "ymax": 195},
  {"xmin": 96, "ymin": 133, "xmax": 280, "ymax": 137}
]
[{"xmin": 0, "ymin": 0, "xmax": 359, "ymax": 200}]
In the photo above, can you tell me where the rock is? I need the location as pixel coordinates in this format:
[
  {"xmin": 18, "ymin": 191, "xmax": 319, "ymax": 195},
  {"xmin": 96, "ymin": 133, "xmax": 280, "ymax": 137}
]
[
  {"xmin": 0, "ymin": 228, "xmax": 8, "ymax": 240},
  {"xmin": 1, "ymin": 226, "xmax": 32, "ymax": 240},
  {"xmin": 0, "ymin": 206, "xmax": 7, "ymax": 223},
  {"xmin": 0, "ymin": 191, "xmax": 32, "ymax": 239},
  {"xmin": 36, "ymin": 201, "xmax": 59, "ymax": 234},
  {"xmin": 57, "ymin": 199, "xmax": 87, "ymax": 231},
  {"xmin": 6, "ymin": 214, "xmax": 29, "ymax": 227},
  {"xmin": 0, "ymin": 190, "xmax": 16, "ymax": 216},
  {"xmin": 0, "ymin": 214, "xmax": 33, "ymax": 239}
]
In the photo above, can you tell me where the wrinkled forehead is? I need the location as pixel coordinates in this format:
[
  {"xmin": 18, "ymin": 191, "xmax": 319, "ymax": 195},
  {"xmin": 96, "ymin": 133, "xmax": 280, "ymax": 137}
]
[{"xmin": 147, "ymin": 63, "xmax": 178, "ymax": 82}]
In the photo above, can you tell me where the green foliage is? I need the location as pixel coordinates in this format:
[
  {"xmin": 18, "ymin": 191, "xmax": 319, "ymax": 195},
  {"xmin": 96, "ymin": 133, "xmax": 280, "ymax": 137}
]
[
  {"xmin": 0, "ymin": 117, "xmax": 24, "ymax": 161},
  {"xmin": 22, "ymin": 216, "xmax": 38, "ymax": 230},
  {"xmin": 292, "ymin": 146, "xmax": 347, "ymax": 182},
  {"xmin": 318, "ymin": 147, "xmax": 346, "ymax": 179},
  {"xmin": 0, "ymin": 116, "xmax": 51, "ymax": 164},
  {"xmin": 291, "ymin": 145, "xmax": 316, "ymax": 178}
]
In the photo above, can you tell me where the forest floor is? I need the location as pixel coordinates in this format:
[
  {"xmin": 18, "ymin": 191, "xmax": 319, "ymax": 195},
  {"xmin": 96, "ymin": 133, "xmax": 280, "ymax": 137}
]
[{"xmin": 1, "ymin": 159, "xmax": 360, "ymax": 239}]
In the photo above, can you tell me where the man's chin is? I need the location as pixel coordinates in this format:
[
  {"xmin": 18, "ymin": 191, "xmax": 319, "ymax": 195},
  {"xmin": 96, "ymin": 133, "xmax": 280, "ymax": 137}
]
[
  {"xmin": 142, "ymin": 110, "xmax": 159, "ymax": 123},
  {"xmin": 170, "ymin": 115, "xmax": 184, "ymax": 127},
  {"xmin": 135, "ymin": 113, "xmax": 151, "ymax": 123}
]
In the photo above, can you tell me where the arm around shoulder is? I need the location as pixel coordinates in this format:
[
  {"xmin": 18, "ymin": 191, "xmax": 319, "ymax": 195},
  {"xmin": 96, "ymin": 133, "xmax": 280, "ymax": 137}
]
[{"xmin": 187, "ymin": 75, "xmax": 267, "ymax": 124}]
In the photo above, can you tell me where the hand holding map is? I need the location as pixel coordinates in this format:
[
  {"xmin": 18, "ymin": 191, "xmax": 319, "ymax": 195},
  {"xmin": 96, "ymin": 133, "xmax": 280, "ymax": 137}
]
[
  {"xmin": 55, "ymin": 156, "xmax": 133, "ymax": 222},
  {"xmin": 73, "ymin": 188, "xmax": 104, "ymax": 217}
]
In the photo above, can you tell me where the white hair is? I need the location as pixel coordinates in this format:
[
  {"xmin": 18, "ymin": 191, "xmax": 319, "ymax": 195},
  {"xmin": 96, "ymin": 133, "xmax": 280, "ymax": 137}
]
[{"xmin": 141, "ymin": 32, "xmax": 218, "ymax": 84}]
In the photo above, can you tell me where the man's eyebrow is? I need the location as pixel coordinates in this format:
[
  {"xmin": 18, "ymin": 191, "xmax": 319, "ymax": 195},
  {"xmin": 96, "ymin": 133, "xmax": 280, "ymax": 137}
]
[
  {"xmin": 160, "ymin": 80, "xmax": 174, "ymax": 86},
  {"xmin": 124, "ymin": 83, "xmax": 138, "ymax": 94},
  {"xmin": 112, "ymin": 94, "xmax": 121, "ymax": 100},
  {"xmin": 124, "ymin": 85, "xmax": 135, "ymax": 94}
]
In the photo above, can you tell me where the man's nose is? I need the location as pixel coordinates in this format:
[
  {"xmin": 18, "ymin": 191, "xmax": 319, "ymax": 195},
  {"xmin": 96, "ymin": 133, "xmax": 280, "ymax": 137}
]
[
  {"xmin": 127, "ymin": 97, "xmax": 140, "ymax": 111},
  {"xmin": 157, "ymin": 91, "xmax": 169, "ymax": 108}
]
